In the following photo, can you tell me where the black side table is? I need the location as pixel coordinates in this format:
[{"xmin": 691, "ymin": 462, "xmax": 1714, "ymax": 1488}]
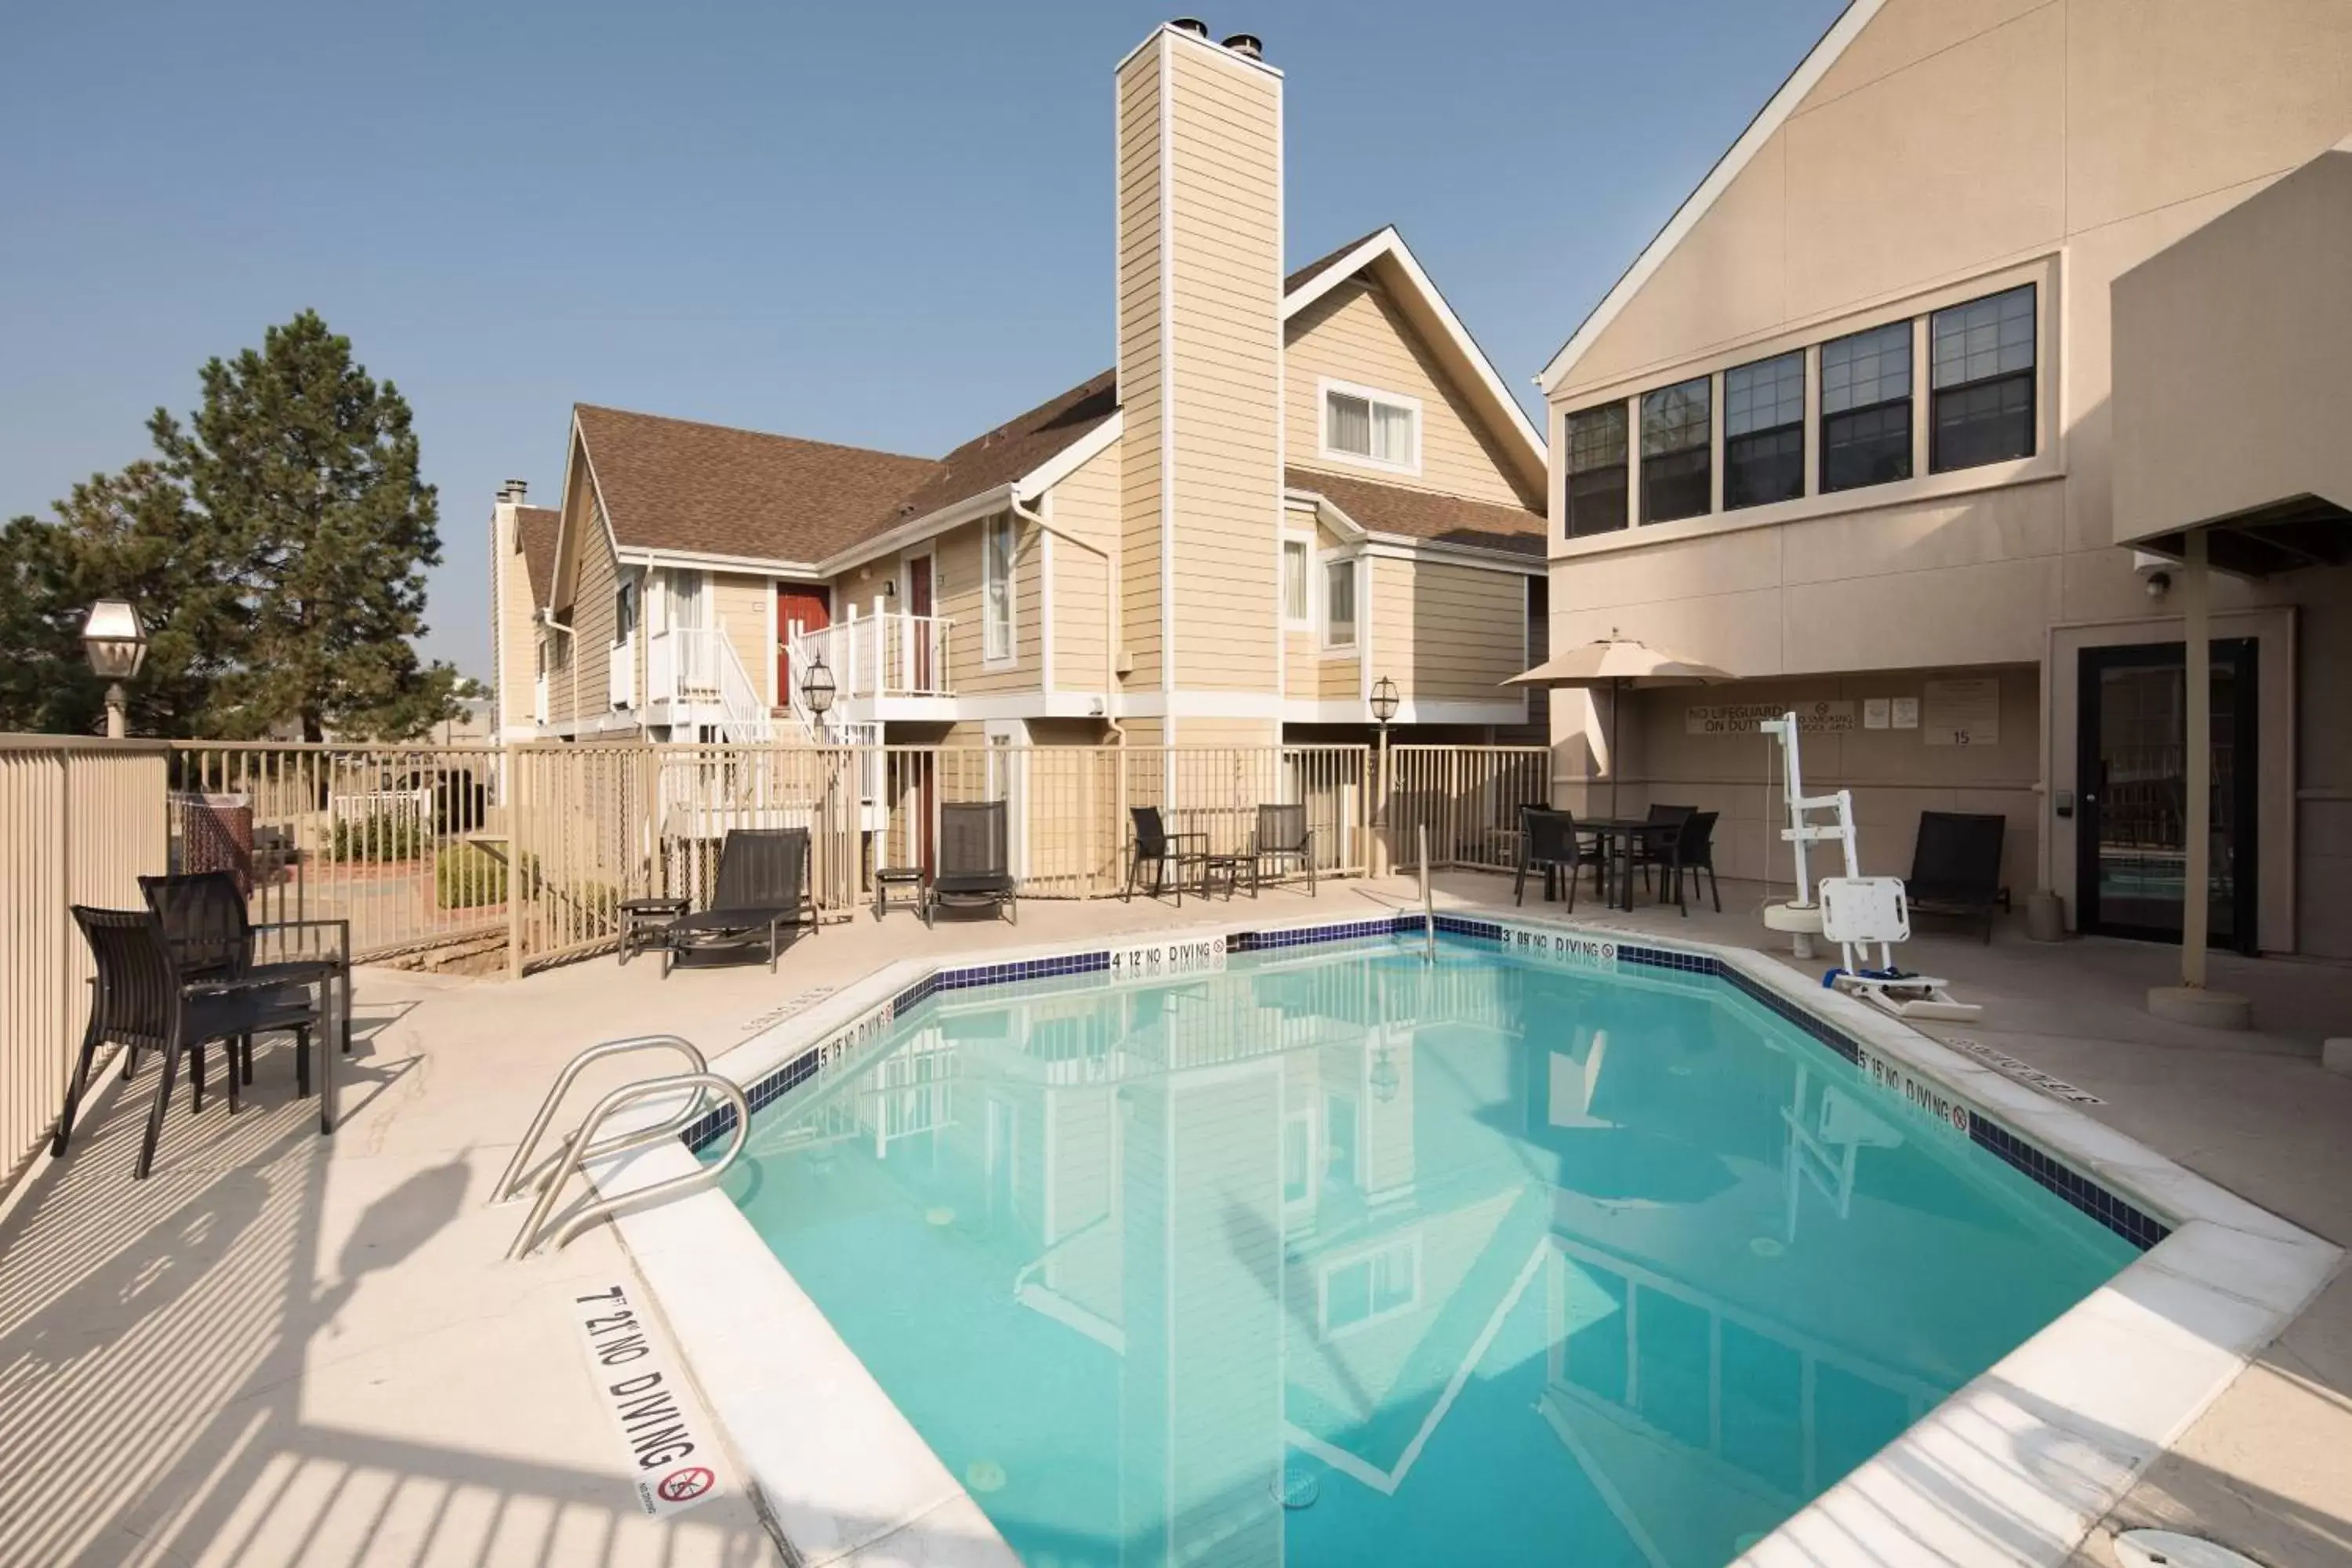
[
  {"xmin": 874, "ymin": 866, "xmax": 926, "ymax": 920},
  {"xmin": 618, "ymin": 897, "xmax": 687, "ymax": 966}
]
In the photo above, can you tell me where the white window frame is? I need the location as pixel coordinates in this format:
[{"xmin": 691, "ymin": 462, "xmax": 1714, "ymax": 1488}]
[
  {"xmin": 982, "ymin": 514, "xmax": 1017, "ymax": 668},
  {"xmin": 1280, "ymin": 532, "xmax": 1313, "ymax": 630},
  {"xmin": 1317, "ymin": 1232, "xmax": 1422, "ymax": 1338},
  {"xmin": 1319, "ymin": 554, "xmax": 1360, "ymax": 654},
  {"xmin": 1318, "ymin": 376, "xmax": 1422, "ymax": 477}
]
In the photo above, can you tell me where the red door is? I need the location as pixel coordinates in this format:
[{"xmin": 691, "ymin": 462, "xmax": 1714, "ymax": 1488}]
[
  {"xmin": 905, "ymin": 556, "xmax": 935, "ymax": 691},
  {"xmin": 777, "ymin": 586, "xmax": 830, "ymax": 708}
]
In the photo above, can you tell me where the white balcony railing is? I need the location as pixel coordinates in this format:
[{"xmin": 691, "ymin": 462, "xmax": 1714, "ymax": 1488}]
[
  {"xmin": 648, "ymin": 626, "xmax": 777, "ymax": 742},
  {"xmin": 792, "ymin": 612, "xmax": 953, "ymax": 705}
]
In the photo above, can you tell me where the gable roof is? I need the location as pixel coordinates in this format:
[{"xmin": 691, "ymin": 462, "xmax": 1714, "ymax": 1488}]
[
  {"xmin": 1283, "ymin": 225, "xmax": 1548, "ymax": 493},
  {"xmin": 1537, "ymin": 0, "xmax": 1886, "ymax": 393},
  {"xmin": 1290, "ymin": 468, "xmax": 1544, "ymax": 559},
  {"xmin": 514, "ymin": 505, "xmax": 559, "ymax": 608},
  {"xmin": 573, "ymin": 405, "xmax": 940, "ymax": 567},
  {"xmin": 560, "ymin": 230, "xmax": 1537, "ymax": 575},
  {"xmin": 885, "ymin": 370, "xmax": 1119, "ymax": 527}
]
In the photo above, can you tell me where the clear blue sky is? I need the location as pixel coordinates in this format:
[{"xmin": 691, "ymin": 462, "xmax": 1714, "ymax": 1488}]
[{"xmin": 2, "ymin": 0, "xmax": 1846, "ymax": 677}]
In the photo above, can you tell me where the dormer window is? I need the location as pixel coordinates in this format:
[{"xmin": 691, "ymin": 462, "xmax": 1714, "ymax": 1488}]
[{"xmin": 1320, "ymin": 379, "xmax": 1420, "ymax": 474}]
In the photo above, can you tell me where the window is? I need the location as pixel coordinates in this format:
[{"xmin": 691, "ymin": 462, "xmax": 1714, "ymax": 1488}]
[
  {"xmin": 1930, "ymin": 285, "xmax": 2035, "ymax": 473},
  {"xmin": 983, "ymin": 514, "xmax": 1015, "ymax": 662},
  {"xmin": 1281, "ymin": 537, "xmax": 1311, "ymax": 626},
  {"xmin": 1323, "ymin": 383, "xmax": 1418, "ymax": 471},
  {"xmin": 1641, "ymin": 378, "xmax": 1711, "ymax": 523},
  {"xmin": 1723, "ymin": 351, "xmax": 1806, "ymax": 509},
  {"xmin": 614, "ymin": 576, "xmax": 638, "ymax": 642},
  {"xmin": 1323, "ymin": 559, "xmax": 1357, "ymax": 650},
  {"xmin": 669, "ymin": 568, "xmax": 706, "ymax": 630},
  {"xmin": 1321, "ymin": 1236, "xmax": 1419, "ymax": 1335},
  {"xmin": 1820, "ymin": 321, "xmax": 1913, "ymax": 493},
  {"xmin": 1563, "ymin": 403, "xmax": 1628, "ymax": 538}
]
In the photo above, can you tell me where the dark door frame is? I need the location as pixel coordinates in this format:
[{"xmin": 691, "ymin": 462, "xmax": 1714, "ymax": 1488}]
[{"xmin": 2074, "ymin": 637, "xmax": 2259, "ymax": 952}]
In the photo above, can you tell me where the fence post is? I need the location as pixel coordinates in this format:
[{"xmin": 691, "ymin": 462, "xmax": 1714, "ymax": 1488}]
[{"xmin": 506, "ymin": 746, "xmax": 525, "ymax": 979}]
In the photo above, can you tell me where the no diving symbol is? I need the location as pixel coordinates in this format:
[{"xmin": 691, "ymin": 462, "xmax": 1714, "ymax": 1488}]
[{"xmin": 658, "ymin": 1466, "xmax": 714, "ymax": 1504}]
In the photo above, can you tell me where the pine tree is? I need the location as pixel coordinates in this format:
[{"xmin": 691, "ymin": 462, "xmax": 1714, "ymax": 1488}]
[{"xmin": 150, "ymin": 310, "xmax": 456, "ymax": 740}]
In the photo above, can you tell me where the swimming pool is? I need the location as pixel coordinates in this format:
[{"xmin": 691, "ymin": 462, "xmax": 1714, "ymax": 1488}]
[{"xmin": 702, "ymin": 930, "xmax": 2146, "ymax": 1566}]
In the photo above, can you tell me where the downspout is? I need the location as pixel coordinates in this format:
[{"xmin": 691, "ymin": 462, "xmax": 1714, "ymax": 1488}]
[
  {"xmin": 1009, "ymin": 492, "xmax": 1122, "ymax": 746},
  {"xmin": 539, "ymin": 608, "xmax": 576, "ymax": 736}
]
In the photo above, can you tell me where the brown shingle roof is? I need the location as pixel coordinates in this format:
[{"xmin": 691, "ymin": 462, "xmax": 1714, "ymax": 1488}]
[
  {"xmin": 574, "ymin": 405, "xmax": 942, "ymax": 564},
  {"xmin": 1287, "ymin": 468, "xmax": 1546, "ymax": 557},
  {"xmin": 1286, "ymin": 227, "xmax": 1390, "ymax": 294},
  {"xmin": 572, "ymin": 371, "xmax": 1120, "ymax": 568},
  {"xmin": 514, "ymin": 505, "xmax": 560, "ymax": 608},
  {"xmin": 882, "ymin": 370, "xmax": 1118, "ymax": 532}
]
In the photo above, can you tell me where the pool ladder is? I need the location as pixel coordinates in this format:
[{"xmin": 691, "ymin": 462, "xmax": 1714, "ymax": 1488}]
[{"xmin": 493, "ymin": 1034, "xmax": 750, "ymax": 1258}]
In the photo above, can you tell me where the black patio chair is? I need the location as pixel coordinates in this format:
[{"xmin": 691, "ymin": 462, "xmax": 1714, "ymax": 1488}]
[
  {"xmin": 1125, "ymin": 806, "xmax": 1207, "ymax": 906},
  {"xmin": 1632, "ymin": 804, "xmax": 1697, "ymax": 895},
  {"xmin": 1515, "ymin": 808, "xmax": 1602, "ymax": 909},
  {"xmin": 662, "ymin": 827, "xmax": 815, "ymax": 977},
  {"xmin": 1668, "ymin": 810, "xmax": 1722, "ymax": 915},
  {"xmin": 61, "ymin": 906, "xmax": 325, "ymax": 1179},
  {"xmin": 139, "ymin": 870, "xmax": 351, "ymax": 1071},
  {"xmin": 927, "ymin": 801, "xmax": 1018, "ymax": 926},
  {"xmin": 1906, "ymin": 811, "xmax": 2010, "ymax": 943},
  {"xmin": 1247, "ymin": 804, "xmax": 1316, "ymax": 898}
]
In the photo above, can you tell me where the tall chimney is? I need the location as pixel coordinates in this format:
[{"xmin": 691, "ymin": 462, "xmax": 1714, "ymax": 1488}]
[{"xmin": 1114, "ymin": 20, "xmax": 1283, "ymax": 742}]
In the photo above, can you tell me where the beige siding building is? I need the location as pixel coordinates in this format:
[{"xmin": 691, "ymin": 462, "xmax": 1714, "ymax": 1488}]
[
  {"xmin": 1537, "ymin": 0, "xmax": 2351, "ymax": 956},
  {"xmin": 496, "ymin": 22, "xmax": 1548, "ymax": 761}
]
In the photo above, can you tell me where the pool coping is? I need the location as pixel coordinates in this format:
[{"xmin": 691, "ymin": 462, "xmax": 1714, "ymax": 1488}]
[{"xmin": 587, "ymin": 907, "xmax": 2343, "ymax": 1568}]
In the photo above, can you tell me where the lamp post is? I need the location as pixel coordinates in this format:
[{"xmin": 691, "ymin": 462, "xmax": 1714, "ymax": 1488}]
[
  {"xmin": 801, "ymin": 652, "xmax": 840, "ymax": 900},
  {"xmin": 1370, "ymin": 674, "xmax": 1399, "ymax": 874},
  {"xmin": 800, "ymin": 652, "xmax": 837, "ymax": 728},
  {"xmin": 81, "ymin": 599, "xmax": 149, "ymax": 739}
]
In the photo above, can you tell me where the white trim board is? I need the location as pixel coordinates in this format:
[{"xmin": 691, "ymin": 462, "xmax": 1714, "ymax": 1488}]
[{"xmin": 1537, "ymin": 0, "xmax": 1889, "ymax": 394}]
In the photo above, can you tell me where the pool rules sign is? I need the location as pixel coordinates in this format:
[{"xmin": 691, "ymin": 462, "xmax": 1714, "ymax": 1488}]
[{"xmin": 571, "ymin": 1284, "xmax": 724, "ymax": 1517}]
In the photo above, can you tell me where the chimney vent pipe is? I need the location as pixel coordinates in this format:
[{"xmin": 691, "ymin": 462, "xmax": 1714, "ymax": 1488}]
[
  {"xmin": 1169, "ymin": 18, "xmax": 1209, "ymax": 38},
  {"xmin": 1221, "ymin": 33, "xmax": 1261, "ymax": 59}
]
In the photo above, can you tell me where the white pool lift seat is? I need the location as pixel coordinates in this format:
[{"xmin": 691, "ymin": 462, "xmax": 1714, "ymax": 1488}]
[{"xmin": 1818, "ymin": 876, "xmax": 1983, "ymax": 1022}]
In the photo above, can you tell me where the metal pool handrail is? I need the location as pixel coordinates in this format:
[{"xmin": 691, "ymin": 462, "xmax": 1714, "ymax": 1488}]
[
  {"xmin": 506, "ymin": 1070, "xmax": 750, "ymax": 1258},
  {"xmin": 1419, "ymin": 824, "xmax": 1436, "ymax": 962},
  {"xmin": 492, "ymin": 1033, "xmax": 708, "ymax": 1206}
]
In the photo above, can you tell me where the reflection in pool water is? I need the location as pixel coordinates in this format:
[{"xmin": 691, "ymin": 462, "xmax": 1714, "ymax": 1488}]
[{"xmin": 718, "ymin": 940, "xmax": 2134, "ymax": 1566}]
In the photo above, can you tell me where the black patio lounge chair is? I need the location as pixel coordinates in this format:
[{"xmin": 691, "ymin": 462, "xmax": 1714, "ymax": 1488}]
[
  {"xmin": 62, "ymin": 906, "xmax": 326, "ymax": 1178},
  {"xmin": 662, "ymin": 827, "xmax": 815, "ymax": 977},
  {"xmin": 927, "ymin": 802, "xmax": 1018, "ymax": 926},
  {"xmin": 1246, "ymin": 803, "xmax": 1316, "ymax": 897},
  {"xmin": 1515, "ymin": 808, "xmax": 1602, "ymax": 909},
  {"xmin": 1906, "ymin": 811, "xmax": 2011, "ymax": 943},
  {"xmin": 1125, "ymin": 805, "xmax": 1207, "ymax": 906},
  {"xmin": 138, "ymin": 870, "xmax": 352, "ymax": 1066}
]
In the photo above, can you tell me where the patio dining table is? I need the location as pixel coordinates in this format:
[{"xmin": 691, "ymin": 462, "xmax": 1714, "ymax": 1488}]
[{"xmin": 1570, "ymin": 817, "xmax": 1682, "ymax": 913}]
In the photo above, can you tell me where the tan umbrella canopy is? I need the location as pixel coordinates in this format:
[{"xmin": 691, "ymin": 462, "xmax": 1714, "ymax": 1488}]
[{"xmin": 1506, "ymin": 630, "xmax": 1733, "ymax": 815}]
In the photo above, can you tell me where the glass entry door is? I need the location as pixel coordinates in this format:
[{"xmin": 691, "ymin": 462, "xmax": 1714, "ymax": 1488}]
[{"xmin": 2075, "ymin": 639, "xmax": 2257, "ymax": 950}]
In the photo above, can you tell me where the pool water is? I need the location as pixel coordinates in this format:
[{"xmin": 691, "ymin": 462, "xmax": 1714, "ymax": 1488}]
[{"xmin": 716, "ymin": 939, "xmax": 2136, "ymax": 1566}]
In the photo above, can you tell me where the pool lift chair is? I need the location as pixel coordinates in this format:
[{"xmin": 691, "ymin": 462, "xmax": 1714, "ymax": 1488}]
[{"xmin": 1758, "ymin": 711, "xmax": 1981, "ymax": 1023}]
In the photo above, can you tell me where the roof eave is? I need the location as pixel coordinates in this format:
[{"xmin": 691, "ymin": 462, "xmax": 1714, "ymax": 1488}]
[{"xmin": 1536, "ymin": 0, "xmax": 1887, "ymax": 396}]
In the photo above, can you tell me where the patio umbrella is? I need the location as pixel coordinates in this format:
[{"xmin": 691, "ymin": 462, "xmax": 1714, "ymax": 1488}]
[{"xmin": 1506, "ymin": 630, "xmax": 1733, "ymax": 815}]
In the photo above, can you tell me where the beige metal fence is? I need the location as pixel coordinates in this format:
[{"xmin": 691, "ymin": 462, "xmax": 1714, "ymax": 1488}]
[
  {"xmin": 1381, "ymin": 745, "xmax": 1551, "ymax": 874},
  {"xmin": 169, "ymin": 745, "xmax": 511, "ymax": 966},
  {"xmin": 0, "ymin": 739, "xmax": 169, "ymax": 1186}
]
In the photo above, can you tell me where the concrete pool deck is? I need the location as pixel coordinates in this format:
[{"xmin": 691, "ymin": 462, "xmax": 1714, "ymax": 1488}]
[{"xmin": 0, "ymin": 874, "xmax": 2344, "ymax": 1566}]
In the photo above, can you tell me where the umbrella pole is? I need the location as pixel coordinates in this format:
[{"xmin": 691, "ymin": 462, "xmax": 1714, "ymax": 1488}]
[{"xmin": 1609, "ymin": 677, "xmax": 1623, "ymax": 818}]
